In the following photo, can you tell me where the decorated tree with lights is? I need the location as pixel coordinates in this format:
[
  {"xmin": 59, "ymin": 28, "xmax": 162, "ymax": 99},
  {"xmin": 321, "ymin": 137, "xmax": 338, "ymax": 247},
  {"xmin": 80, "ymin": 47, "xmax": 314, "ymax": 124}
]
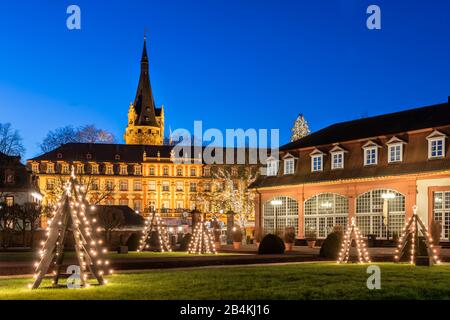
[
  {"xmin": 205, "ymin": 166, "xmax": 258, "ymax": 244},
  {"xmin": 337, "ymin": 217, "xmax": 371, "ymax": 264},
  {"xmin": 394, "ymin": 205, "xmax": 441, "ymax": 266},
  {"xmin": 188, "ymin": 214, "xmax": 217, "ymax": 254},
  {"xmin": 137, "ymin": 211, "xmax": 171, "ymax": 252},
  {"xmin": 290, "ymin": 113, "xmax": 311, "ymax": 142},
  {"xmin": 30, "ymin": 168, "xmax": 111, "ymax": 289}
]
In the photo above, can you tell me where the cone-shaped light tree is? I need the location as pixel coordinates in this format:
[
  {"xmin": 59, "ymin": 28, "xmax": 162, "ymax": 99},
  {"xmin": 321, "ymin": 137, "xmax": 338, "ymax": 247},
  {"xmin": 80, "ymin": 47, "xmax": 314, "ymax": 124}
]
[
  {"xmin": 394, "ymin": 205, "xmax": 441, "ymax": 265},
  {"xmin": 337, "ymin": 217, "xmax": 371, "ymax": 264},
  {"xmin": 30, "ymin": 168, "xmax": 111, "ymax": 289},
  {"xmin": 188, "ymin": 214, "xmax": 217, "ymax": 254},
  {"xmin": 137, "ymin": 211, "xmax": 172, "ymax": 252}
]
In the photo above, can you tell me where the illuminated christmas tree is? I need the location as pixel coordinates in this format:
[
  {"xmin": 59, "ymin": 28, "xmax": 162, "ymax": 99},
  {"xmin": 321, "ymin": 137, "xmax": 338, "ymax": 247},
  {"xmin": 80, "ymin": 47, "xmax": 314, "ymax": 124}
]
[
  {"xmin": 30, "ymin": 168, "xmax": 111, "ymax": 289},
  {"xmin": 394, "ymin": 205, "xmax": 441, "ymax": 266},
  {"xmin": 137, "ymin": 211, "xmax": 172, "ymax": 252},
  {"xmin": 188, "ymin": 215, "xmax": 217, "ymax": 254},
  {"xmin": 290, "ymin": 113, "xmax": 311, "ymax": 142},
  {"xmin": 337, "ymin": 217, "xmax": 371, "ymax": 263}
]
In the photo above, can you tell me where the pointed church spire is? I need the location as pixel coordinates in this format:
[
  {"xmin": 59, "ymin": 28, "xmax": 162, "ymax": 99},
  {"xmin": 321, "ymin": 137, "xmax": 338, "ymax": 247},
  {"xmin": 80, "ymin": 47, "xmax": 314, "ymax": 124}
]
[{"xmin": 133, "ymin": 36, "xmax": 158, "ymax": 127}]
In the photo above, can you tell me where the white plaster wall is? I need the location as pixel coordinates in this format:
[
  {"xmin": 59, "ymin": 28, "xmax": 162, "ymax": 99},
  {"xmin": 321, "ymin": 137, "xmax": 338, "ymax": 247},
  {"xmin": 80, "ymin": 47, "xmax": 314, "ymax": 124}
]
[{"xmin": 416, "ymin": 177, "xmax": 450, "ymax": 225}]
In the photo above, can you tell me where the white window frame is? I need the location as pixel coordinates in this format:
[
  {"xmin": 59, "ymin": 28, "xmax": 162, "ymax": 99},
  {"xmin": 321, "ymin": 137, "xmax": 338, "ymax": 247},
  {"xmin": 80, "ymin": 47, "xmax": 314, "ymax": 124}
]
[
  {"xmin": 428, "ymin": 137, "xmax": 445, "ymax": 159},
  {"xmin": 388, "ymin": 143, "xmax": 403, "ymax": 163},
  {"xmin": 284, "ymin": 158, "xmax": 295, "ymax": 175},
  {"xmin": 266, "ymin": 160, "xmax": 279, "ymax": 176},
  {"xmin": 364, "ymin": 147, "xmax": 378, "ymax": 166},
  {"xmin": 311, "ymin": 155, "xmax": 323, "ymax": 172},
  {"xmin": 331, "ymin": 151, "xmax": 344, "ymax": 170}
]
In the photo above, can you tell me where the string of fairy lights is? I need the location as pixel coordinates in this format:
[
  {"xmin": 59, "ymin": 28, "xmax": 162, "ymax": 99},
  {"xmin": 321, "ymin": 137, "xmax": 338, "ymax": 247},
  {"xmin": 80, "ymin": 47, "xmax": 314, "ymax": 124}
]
[
  {"xmin": 137, "ymin": 211, "xmax": 172, "ymax": 252},
  {"xmin": 337, "ymin": 217, "xmax": 371, "ymax": 264},
  {"xmin": 394, "ymin": 205, "xmax": 441, "ymax": 265},
  {"xmin": 188, "ymin": 215, "xmax": 217, "ymax": 254},
  {"xmin": 30, "ymin": 168, "xmax": 112, "ymax": 289}
]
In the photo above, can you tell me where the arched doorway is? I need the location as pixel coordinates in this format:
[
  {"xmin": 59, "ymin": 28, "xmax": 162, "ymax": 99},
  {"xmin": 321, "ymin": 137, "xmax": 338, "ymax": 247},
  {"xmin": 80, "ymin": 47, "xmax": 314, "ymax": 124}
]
[
  {"xmin": 304, "ymin": 193, "xmax": 348, "ymax": 238},
  {"xmin": 263, "ymin": 196, "xmax": 298, "ymax": 235},
  {"xmin": 356, "ymin": 189, "xmax": 405, "ymax": 238}
]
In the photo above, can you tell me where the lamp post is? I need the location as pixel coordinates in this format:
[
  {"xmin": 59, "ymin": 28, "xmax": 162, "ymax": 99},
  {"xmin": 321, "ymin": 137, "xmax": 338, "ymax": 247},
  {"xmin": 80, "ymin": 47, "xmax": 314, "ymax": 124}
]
[{"xmin": 381, "ymin": 192, "xmax": 396, "ymax": 241}]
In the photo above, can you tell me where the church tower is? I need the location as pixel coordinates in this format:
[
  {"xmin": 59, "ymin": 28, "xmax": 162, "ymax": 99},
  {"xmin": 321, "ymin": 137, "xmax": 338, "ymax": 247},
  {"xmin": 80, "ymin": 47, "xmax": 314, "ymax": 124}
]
[{"xmin": 124, "ymin": 37, "xmax": 164, "ymax": 145}]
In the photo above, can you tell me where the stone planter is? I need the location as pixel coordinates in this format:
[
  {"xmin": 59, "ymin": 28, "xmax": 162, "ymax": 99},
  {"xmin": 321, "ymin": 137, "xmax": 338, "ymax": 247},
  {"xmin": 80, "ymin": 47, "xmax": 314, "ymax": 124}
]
[
  {"xmin": 285, "ymin": 242, "xmax": 294, "ymax": 251},
  {"xmin": 233, "ymin": 242, "xmax": 241, "ymax": 250},
  {"xmin": 307, "ymin": 240, "xmax": 316, "ymax": 248}
]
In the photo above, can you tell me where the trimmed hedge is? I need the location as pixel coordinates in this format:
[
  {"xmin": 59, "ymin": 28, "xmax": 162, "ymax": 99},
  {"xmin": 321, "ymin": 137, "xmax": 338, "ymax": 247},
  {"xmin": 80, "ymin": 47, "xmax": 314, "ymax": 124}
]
[
  {"xmin": 319, "ymin": 231, "xmax": 343, "ymax": 259},
  {"xmin": 258, "ymin": 234, "xmax": 285, "ymax": 254}
]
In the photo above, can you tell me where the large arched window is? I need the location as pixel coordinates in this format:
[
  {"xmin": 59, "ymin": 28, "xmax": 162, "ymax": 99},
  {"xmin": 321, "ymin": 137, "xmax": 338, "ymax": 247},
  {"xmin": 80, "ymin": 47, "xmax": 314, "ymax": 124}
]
[
  {"xmin": 356, "ymin": 189, "xmax": 405, "ymax": 238},
  {"xmin": 263, "ymin": 196, "xmax": 298, "ymax": 235},
  {"xmin": 304, "ymin": 193, "xmax": 348, "ymax": 238}
]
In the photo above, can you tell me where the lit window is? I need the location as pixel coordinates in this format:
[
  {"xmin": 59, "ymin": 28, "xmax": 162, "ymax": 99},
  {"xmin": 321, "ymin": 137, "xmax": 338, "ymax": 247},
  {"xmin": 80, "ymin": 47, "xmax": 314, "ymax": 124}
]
[
  {"xmin": 91, "ymin": 164, "xmax": 99, "ymax": 175},
  {"xmin": 46, "ymin": 178, "xmax": 55, "ymax": 190},
  {"xmin": 91, "ymin": 179, "xmax": 99, "ymax": 191},
  {"xmin": 106, "ymin": 180, "xmax": 114, "ymax": 191},
  {"xmin": 189, "ymin": 182, "xmax": 197, "ymax": 192},
  {"xmin": 47, "ymin": 163, "xmax": 55, "ymax": 174},
  {"xmin": 134, "ymin": 165, "xmax": 142, "ymax": 175},
  {"xmin": 105, "ymin": 165, "xmax": 114, "ymax": 175},
  {"xmin": 163, "ymin": 167, "xmax": 169, "ymax": 176},
  {"xmin": 162, "ymin": 181, "xmax": 170, "ymax": 192},
  {"xmin": 134, "ymin": 180, "xmax": 142, "ymax": 191},
  {"xmin": 203, "ymin": 183, "xmax": 211, "ymax": 192},
  {"xmin": 331, "ymin": 152, "xmax": 344, "ymax": 169},
  {"xmin": 149, "ymin": 167, "xmax": 155, "ymax": 176},
  {"xmin": 311, "ymin": 155, "xmax": 323, "ymax": 172},
  {"xmin": 6, "ymin": 173, "xmax": 14, "ymax": 184},
  {"xmin": 120, "ymin": 165, "xmax": 128, "ymax": 175},
  {"xmin": 6, "ymin": 196, "xmax": 14, "ymax": 207},
  {"xmin": 133, "ymin": 200, "xmax": 142, "ymax": 212},
  {"xmin": 177, "ymin": 167, "xmax": 183, "ymax": 176},
  {"xmin": 266, "ymin": 160, "xmax": 279, "ymax": 176},
  {"xmin": 203, "ymin": 167, "xmax": 211, "ymax": 176},
  {"xmin": 119, "ymin": 180, "xmax": 128, "ymax": 191},
  {"xmin": 176, "ymin": 181, "xmax": 183, "ymax": 192},
  {"xmin": 31, "ymin": 163, "xmax": 39, "ymax": 173},
  {"xmin": 284, "ymin": 158, "xmax": 295, "ymax": 175},
  {"xmin": 388, "ymin": 144, "xmax": 403, "ymax": 163},
  {"xmin": 231, "ymin": 167, "xmax": 238, "ymax": 176},
  {"xmin": 364, "ymin": 147, "xmax": 378, "ymax": 165},
  {"xmin": 148, "ymin": 181, "xmax": 156, "ymax": 191},
  {"xmin": 190, "ymin": 168, "xmax": 197, "ymax": 177},
  {"xmin": 76, "ymin": 164, "xmax": 84, "ymax": 174}
]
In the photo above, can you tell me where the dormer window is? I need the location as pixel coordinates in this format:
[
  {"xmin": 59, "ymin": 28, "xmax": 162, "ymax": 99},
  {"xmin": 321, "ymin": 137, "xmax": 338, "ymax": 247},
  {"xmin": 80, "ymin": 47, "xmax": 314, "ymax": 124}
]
[
  {"xmin": 427, "ymin": 130, "xmax": 447, "ymax": 159},
  {"xmin": 61, "ymin": 163, "xmax": 70, "ymax": 174},
  {"xmin": 120, "ymin": 165, "xmax": 128, "ymax": 175},
  {"xmin": 266, "ymin": 157, "xmax": 279, "ymax": 176},
  {"xmin": 91, "ymin": 164, "xmax": 99, "ymax": 175},
  {"xmin": 362, "ymin": 141, "xmax": 380, "ymax": 166},
  {"xmin": 105, "ymin": 164, "xmax": 114, "ymax": 175},
  {"xmin": 283, "ymin": 153, "xmax": 297, "ymax": 175},
  {"xmin": 310, "ymin": 149, "xmax": 324, "ymax": 172},
  {"xmin": 134, "ymin": 165, "xmax": 142, "ymax": 175},
  {"xmin": 47, "ymin": 163, "xmax": 55, "ymax": 174},
  {"xmin": 76, "ymin": 164, "xmax": 84, "ymax": 174},
  {"xmin": 386, "ymin": 137, "xmax": 406, "ymax": 163},
  {"xmin": 31, "ymin": 163, "xmax": 39, "ymax": 173},
  {"xmin": 330, "ymin": 145, "xmax": 347, "ymax": 170}
]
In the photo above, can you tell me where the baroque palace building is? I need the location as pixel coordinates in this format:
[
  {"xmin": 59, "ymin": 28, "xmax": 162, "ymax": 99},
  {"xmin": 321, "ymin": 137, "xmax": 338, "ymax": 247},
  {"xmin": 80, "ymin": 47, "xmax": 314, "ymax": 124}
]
[
  {"xmin": 251, "ymin": 99, "xmax": 450, "ymax": 241},
  {"xmin": 27, "ymin": 38, "xmax": 261, "ymax": 231}
]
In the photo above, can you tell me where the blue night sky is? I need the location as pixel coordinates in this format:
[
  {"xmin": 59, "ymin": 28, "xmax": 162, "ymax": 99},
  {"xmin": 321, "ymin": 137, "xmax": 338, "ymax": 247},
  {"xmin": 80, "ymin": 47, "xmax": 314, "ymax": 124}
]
[{"xmin": 1, "ymin": 0, "xmax": 450, "ymax": 160}]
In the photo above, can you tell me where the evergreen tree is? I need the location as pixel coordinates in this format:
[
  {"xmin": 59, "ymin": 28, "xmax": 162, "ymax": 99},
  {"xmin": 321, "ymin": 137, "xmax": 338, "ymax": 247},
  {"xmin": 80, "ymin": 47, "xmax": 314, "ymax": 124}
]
[{"xmin": 290, "ymin": 114, "xmax": 311, "ymax": 142}]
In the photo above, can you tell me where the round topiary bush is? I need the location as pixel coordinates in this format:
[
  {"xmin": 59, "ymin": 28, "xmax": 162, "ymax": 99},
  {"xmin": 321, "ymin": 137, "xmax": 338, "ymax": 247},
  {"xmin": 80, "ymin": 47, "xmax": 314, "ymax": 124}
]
[
  {"xmin": 319, "ymin": 231, "xmax": 343, "ymax": 259},
  {"xmin": 258, "ymin": 234, "xmax": 285, "ymax": 254},
  {"xmin": 178, "ymin": 233, "xmax": 192, "ymax": 251}
]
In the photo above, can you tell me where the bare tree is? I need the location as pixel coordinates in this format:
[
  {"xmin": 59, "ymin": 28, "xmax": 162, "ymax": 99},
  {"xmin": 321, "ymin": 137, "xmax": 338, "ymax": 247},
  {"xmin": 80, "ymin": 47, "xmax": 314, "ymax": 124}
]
[
  {"xmin": 14, "ymin": 202, "xmax": 42, "ymax": 248},
  {"xmin": 0, "ymin": 203, "xmax": 20, "ymax": 249},
  {"xmin": 96, "ymin": 207, "xmax": 125, "ymax": 245},
  {"xmin": 0, "ymin": 123, "xmax": 25, "ymax": 157},
  {"xmin": 40, "ymin": 124, "xmax": 117, "ymax": 153}
]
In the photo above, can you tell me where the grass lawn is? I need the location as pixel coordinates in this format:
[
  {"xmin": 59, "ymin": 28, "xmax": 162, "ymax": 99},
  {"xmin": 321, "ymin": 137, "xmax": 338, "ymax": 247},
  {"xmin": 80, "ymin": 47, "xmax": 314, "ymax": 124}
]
[
  {"xmin": 1, "ymin": 262, "xmax": 450, "ymax": 300},
  {"xmin": 0, "ymin": 251, "xmax": 233, "ymax": 262}
]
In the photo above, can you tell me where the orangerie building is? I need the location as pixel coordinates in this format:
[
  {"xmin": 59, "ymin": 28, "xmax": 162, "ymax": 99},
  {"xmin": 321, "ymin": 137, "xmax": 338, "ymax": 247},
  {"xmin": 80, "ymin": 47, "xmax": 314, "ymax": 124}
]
[
  {"xmin": 251, "ymin": 99, "xmax": 450, "ymax": 241},
  {"xmin": 26, "ymin": 38, "xmax": 261, "ymax": 230}
]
